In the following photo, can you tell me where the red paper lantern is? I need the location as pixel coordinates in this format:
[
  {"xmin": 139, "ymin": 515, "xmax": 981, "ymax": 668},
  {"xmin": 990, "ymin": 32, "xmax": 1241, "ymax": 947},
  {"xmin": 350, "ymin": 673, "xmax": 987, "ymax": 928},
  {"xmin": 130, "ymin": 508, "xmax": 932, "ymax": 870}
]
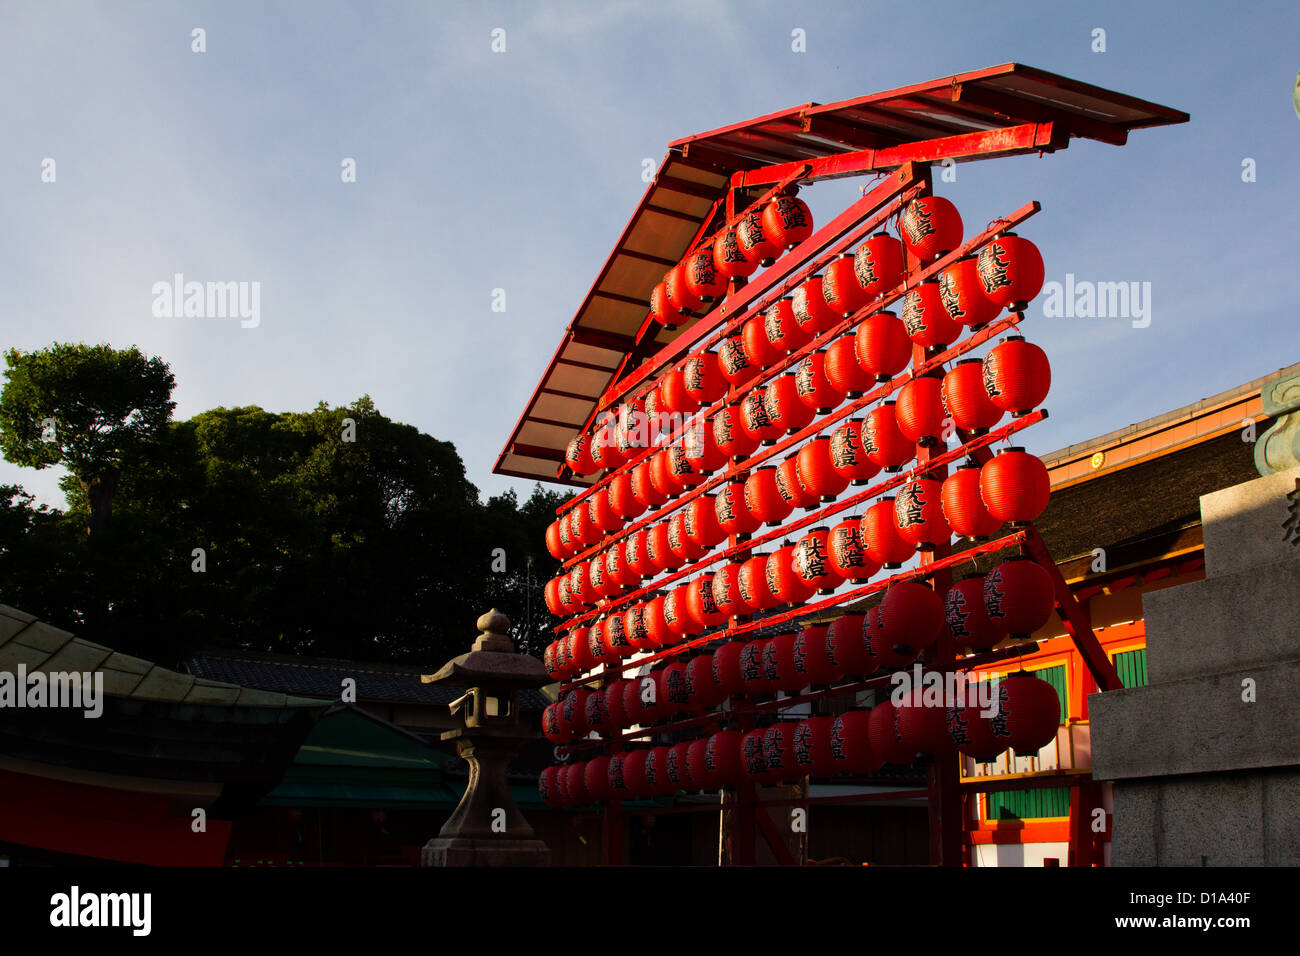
[
  {"xmin": 614, "ymin": 402, "xmax": 648, "ymax": 458},
  {"xmin": 901, "ymin": 280, "xmax": 961, "ymax": 350},
  {"xmin": 737, "ymin": 207, "xmax": 780, "ymax": 267},
  {"xmin": 895, "ymin": 374, "xmax": 947, "ymax": 447},
  {"xmin": 830, "ymin": 710, "xmax": 883, "ymax": 774},
  {"xmin": 608, "ymin": 471, "xmax": 645, "ymax": 520},
  {"xmin": 702, "ymin": 730, "xmax": 744, "ymax": 790},
  {"xmin": 711, "ymin": 560, "xmax": 751, "ymax": 617},
  {"xmin": 776, "ymin": 454, "xmax": 819, "ymax": 511},
  {"xmin": 741, "ymin": 313, "xmax": 781, "ymax": 370},
  {"xmin": 607, "ymin": 752, "xmax": 633, "ymax": 797},
  {"xmin": 829, "ymin": 419, "xmax": 880, "ymax": 486},
  {"xmin": 853, "ymin": 232, "xmax": 906, "ymax": 300},
  {"xmin": 665, "ymin": 741, "xmax": 693, "ymax": 792},
  {"xmin": 624, "ymin": 603, "xmax": 653, "ymax": 652},
  {"xmin": 878, "ymin": 580, "xmax": 946, "ymax": 655},
  {"xmin": 794, "ymin": 623, "xmax": 838, "ymax": 685},
  {"xmin": 713, "ymin": 402, "xmax": 759, "ymax": 461},
  {"xmin": 650, "ymin": 281, "xmax": 682, "ymax": 328},
  {"xmin": 824, "ymin": 333, "xmax": 873, "ymax": 397},
  {"xmin": 659, "ymin": 366, "xmax": 697, "ymax": 415},
  {"xmin": 796, "ymin": 437, "xmax": 849, "ymax": 503},
  {"xmin": 571, "ymin": 503, "xmax": 601, "ymax": 549},
  {"xmin": 588, "ymin": 623, "xmax": 617, "ymax": 668},
  {"xmin": 738, "ymin": 553, "xmax": 780, "ymax": 611},
  {"xmin": 545, "ymin": 521, "xmax": 565, "ymax": 561},
  {"xmin": 589, "ymin": 417, "xmax": 624, "ymax": 472},
  {"xmin": 828, "ymin": 611, "xmax": 870, "ymax": 677},
  {"xmin": 684, "ymin": 419, "xmax": 726, "ymax": 475},
  {"xmin": 542, "ymin": 641, "xmax": 558, "ymax": 680},
  {"xmin": 663, "ymin": 582, "xmax": 698, "ymax": 638},
  {"xmin": 685, "ymin": 245, "xmax": 728, "ymax": 303},
  {"xmin": 740, "ymin": 388, "xmax": 782, "ymax": 446},
  {"xmin": 584, "ymin": 755, "xmax": 612, "ymax": 801},
  {"xmin": 794, "ymin": 717, "xmax": 837, "ymax": 777},
  {"xmin": 979, "ymin": 446, "xmax": 1050, "ymax": 523},
  {"xmin": 740, "ymin": 640, "xmax": 773, "ymax": 696},
  {"xmin": 793, "ymin": 277, "xmax": 841, "ymax": 338},
  {"xmin": 716, "ymin": 480, "xmax": 760, "ymax": 536},
  {"xmin": 861, "ymin": 497, "xmax": 914, "ymax": 567},
  {"xmin": 665, "ymin": 261, "xmax": 701, "ymax": 318},
  {"xmin": 828, "ymin": 516, "xmax": 880, "ymax": 584},
  {"xmin": 686, "ymin": 654, "xmax": 727, "ymax": 711},
  {"xmin": 946, "ymin": 695, "xmax": 1008, "ymax": 762},
  {"xmin": 744, "ymin": 466, "xmax": 793, "ymax": 526},
  {"xmin": 626, "ymin": 526, "xmax": 655, "ymax": 579},
  {"xmin": 661, "ymin": 662, "xmax": 694, "ymax": 719},
  {"xmin": 945, "ymin": 576, "xmax": 1001, "ymax": 651},
  {"xmin": 561, "ymin": 688, "xmax": 592, "ymax": 738},
  {"xmin": 643, "ymin": 592, "xmax": 675, "ymax": 647},
  {"xmin": 795, "ymin": 349, "xmax": 846, "ymax": 414},
  {"xmin": 864, "ymin": 606, "xmax": 915, "ymax": 670},
  {"xmin": 764, "ymin": 372, "xmax": 815, "ymax": 435},
  {"xmin": 941, "ymin": 462, "xmax": 1003, "ymax": 539},
  {"xmin": 711, "ymin": 643, "xmax": 746, "ymax": 700},
  {"xmin": 686, "ymin": 573, "xmax": 727, "ymax": 630},
  {"xmin": 862, "ymin": 401, "xmax": 913, "ymax": 472},
  {"xmin": 854, "ymin": 311, "xmax": 912, "ymax": 383},
  {"xmin": 542, "ymin": 703, "xmax": 571, "ymax": 743},
  {"xmin": 823, "ymin": 251, "xmax": 870, "ymax": 316},
  {"xmin": 764, "ymin": 296, "xmax": 812, "ymax": 353},
  {"xmin": 667, "ymin": 443, "xmax": 703, "ymax": 493},
  {"xmin": 623, "ymin": 674, "xmax": 656, "ymax": 726},
  {"xmin": 767, "ymin": 543, "xmax": 814, "ymax": 606},
  {"xmin": 939, "ymin": 254, "xmax": 999, "ymax": 328},
  {"xmin": 899, "ymin": 195, "xmax": 963, "ymax": 263},
  {"xmin": 633, "ymin": 459, "xmax": 668, "ymax": 509},
  {"xmin": 589, "ymin": 488, "xmax": 622, "ymax": 535},
  {"xmin": 762, "ymin": 723, "xmax": 801, "ymax": 783},
  {"xmin": 941, "ymin": 359, "xmax": 1003, "ymax": 435},
  {"xmin": 569, "ymin": 561, "xmax": 597, "ymax": 607},
  {"xmin": 570, "ymin": 625, "xmax": 597, "ymax": 673},
  {"xmin": 713, "ymin": 226, "xmax": 757, "ymax": 279},
  {"xmin": 741, "ymin": 728, "xmax": 774, "ymax": 782},
  {"xmin": 719, "ymin": 335, "xmax": 757, "ymax": 388},
  {"xmin": 991, "ymin": 671, "xmax": 1061, "ymax": 755},
  {"xmin": 684, "ymin": 351, "xmax": 728, "ymax": 406},
  {"xmin": 604, "ymin": 678, "xmax": 631, "ymax": 728},
  {"xmin": 544, "ymin": 577, "xmax": 564, "ymax": 617},
  {"xmin": 649, "ymin": 450, "xmax": 677, "ymax": 503},
  {"xmin": 983, "ymin": 336, "xmax": 1051, "ymax": 416},
  {"xmin": 667, "ymin": 511, "xmax": 703, "ymax": 564},
  {"xmin": 621, "ymin": 749, "xmax": 653, "ymax": 798},
  {"xmin": 603, "ymin": 612, "xmax": 634, "ymax": 659},
  {"xmin": 762, "ymin": 194, "xmax": 814, "ymax": 251},
  {"xmin": 894, "ymin": 477, "xmax": 949, "ymax": 549},
  {"xmin": 683, "ymin": 495, "xmax": 723, "ymax": 550},
  {"xmin": 565, "ymin": 434, "xmax": 595, "ymax": 477},
  {"xmin": 867, "ymin": 700, "xmax": 913, "ymax": 765},
  {"xmin": 794, "ymin": 526, "xmax": 842, "ymax": 594},
  {"xmin": 977, "ymin": 233, "xmax": 1045, "ymax": 311},
  {"xmin": 895, "ymin": 688, "xmax": 955, "ymax": 757},
  {"xmin": 984, "ymin": 558, "xmax": 1055, "ymax": 637},
  {"xmin": 766, "ymin": 631, "xmax": 803, "ymax": 692},
  {"xmin": 539, "ymin": 765, "xmax": 564, "ymax": 807}
]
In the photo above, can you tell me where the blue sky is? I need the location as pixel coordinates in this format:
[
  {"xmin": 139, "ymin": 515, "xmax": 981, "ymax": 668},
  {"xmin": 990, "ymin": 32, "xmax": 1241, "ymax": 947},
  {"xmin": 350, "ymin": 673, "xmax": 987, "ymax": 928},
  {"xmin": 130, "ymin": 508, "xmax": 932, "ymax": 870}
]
[{"xmin": 2, "ymin": 0, "xmax": 1297, "ymax": 508}]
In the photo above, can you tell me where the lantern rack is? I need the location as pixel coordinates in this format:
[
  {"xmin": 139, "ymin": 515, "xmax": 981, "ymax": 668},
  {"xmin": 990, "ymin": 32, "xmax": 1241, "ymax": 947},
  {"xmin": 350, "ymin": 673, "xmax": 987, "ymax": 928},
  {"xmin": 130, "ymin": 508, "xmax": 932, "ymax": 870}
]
[{"xmin": 505, "ymin": 65, "xmax": 1188, "ymax": 866}]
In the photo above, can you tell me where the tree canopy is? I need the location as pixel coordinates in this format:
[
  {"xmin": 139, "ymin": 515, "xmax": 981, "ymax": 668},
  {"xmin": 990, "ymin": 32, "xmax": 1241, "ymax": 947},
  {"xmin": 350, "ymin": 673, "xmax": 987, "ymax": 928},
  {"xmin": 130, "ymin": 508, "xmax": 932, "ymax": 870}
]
[{"xmin": 0, "ymin": 347, "xmax": 567, "ymax": 667}]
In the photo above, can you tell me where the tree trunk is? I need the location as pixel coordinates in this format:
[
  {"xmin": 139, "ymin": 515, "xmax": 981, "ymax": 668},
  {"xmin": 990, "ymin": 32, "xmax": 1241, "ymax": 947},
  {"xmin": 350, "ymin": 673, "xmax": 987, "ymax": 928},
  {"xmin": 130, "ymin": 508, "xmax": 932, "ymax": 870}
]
[{"xmin": 81, "ymin": 470, "xmax": 119, "ymax": 540}]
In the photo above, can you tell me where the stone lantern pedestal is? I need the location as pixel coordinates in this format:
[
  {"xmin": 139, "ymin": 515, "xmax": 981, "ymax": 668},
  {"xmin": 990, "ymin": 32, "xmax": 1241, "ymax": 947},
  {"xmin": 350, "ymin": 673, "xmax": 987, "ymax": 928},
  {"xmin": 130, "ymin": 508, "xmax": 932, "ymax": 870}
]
[{"xmin": 420, "ymin": 610, "xmax": 552, "ymax": 867}]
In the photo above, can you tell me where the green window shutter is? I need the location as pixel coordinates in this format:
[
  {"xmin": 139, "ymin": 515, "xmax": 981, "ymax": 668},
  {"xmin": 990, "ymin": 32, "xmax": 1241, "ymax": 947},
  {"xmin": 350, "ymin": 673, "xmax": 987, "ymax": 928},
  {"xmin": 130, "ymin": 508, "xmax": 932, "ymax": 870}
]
[
  {"xmin": 987, "ymin": 786, "xmax": 1071, "ymax": 820},
  {"xmin": 1029, "ymin": 664, "xmax": 1069, "ymax": 723},
  {"xmin": 1114, "ymin": 648, "xmax": 1148, "ymax": 688}
]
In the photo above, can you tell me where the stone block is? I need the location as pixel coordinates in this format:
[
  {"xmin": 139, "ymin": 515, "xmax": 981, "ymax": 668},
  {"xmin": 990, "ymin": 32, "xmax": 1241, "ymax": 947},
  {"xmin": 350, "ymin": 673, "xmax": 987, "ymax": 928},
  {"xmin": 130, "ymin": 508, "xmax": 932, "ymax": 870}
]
[
  {"xmin": 130, "ymin": 667, "xmax": 195, "ymax": 702},
  {"xmin": 9, "ymin": 620, "xmax": 76, "ymax": 655},
  {"xmin": 1200, "ymin": 464, "xmax": 1300, "ymax": 579},
  {"xmin": 40, "ymin": 637, "xmax": 111, "ymax": 675},
  {"xmin": 1142, "ymin": 557, "xmax": 1300, "ymax": 683},
  {"xmin": 1110, "ymin": 781, "xmax": 1159, "ymax": 867}
]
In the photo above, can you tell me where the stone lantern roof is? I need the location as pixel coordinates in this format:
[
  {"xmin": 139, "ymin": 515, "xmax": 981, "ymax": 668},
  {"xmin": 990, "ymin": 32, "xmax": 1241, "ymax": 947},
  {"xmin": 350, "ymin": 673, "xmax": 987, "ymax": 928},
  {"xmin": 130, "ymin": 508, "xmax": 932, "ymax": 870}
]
[{"xmin": 419, "ymin": 609, "xmax": 548, "ymax": 689}]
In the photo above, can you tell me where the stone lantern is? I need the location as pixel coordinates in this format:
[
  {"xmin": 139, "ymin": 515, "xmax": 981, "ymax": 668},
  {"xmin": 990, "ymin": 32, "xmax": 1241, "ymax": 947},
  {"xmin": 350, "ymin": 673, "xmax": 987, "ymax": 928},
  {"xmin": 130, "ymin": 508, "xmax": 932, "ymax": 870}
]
[{"xmin": 420, "ymin": 609, "xmax": 552, "ymax": 866}]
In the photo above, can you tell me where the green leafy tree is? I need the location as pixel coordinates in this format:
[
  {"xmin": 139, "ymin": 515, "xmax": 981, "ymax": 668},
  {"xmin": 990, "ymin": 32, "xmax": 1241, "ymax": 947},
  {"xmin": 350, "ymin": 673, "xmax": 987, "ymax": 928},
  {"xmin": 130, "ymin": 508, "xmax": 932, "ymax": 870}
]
[{"xmin": 0, "ymin": 343, "xmax": 175, "ymax": 539}]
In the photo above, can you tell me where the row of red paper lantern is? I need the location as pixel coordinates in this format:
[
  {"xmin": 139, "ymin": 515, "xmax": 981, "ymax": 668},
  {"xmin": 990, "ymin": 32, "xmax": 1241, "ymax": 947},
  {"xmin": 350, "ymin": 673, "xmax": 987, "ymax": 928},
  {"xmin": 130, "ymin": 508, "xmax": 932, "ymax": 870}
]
[
  {"xmin": 543, "ymin": 447, "xmax": 1050, "ymax": 628},
  {"xmin": 566, "ymin": 210, "xmax": 1045, "ymax": 479},
  {"xmin": 543, "ymin": 556, "xmax": 1055, "ymax": 695},
  {"xmin": 649, "ymin": 194, "xmax": 816, "ymax": 328},
  {"xmin": 550, "ymin": 335, "xmax": 1051, "ymax": 562},
  {"xmin": 539, "ymin": 670, "xmax": 1060, "ymax": 805}
]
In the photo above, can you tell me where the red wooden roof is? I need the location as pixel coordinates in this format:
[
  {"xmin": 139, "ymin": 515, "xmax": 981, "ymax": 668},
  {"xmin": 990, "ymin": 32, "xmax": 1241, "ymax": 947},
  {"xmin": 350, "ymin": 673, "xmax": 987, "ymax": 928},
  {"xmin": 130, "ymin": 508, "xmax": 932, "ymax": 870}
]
[{"xmin": 494, "ymin": 63, "xmax": 1188, "ymax": 486}]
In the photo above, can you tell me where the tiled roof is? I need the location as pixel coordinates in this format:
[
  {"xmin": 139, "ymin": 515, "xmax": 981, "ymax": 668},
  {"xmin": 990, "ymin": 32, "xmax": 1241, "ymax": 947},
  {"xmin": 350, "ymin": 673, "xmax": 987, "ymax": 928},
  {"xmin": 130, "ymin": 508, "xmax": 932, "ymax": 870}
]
[
  {"xmin": 0, "ymin": 604, "xmax": 320, "ymax": 708},
  {"xmin": 187, "ymin": 649, "xmax": 549, "ymax": 711}
]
